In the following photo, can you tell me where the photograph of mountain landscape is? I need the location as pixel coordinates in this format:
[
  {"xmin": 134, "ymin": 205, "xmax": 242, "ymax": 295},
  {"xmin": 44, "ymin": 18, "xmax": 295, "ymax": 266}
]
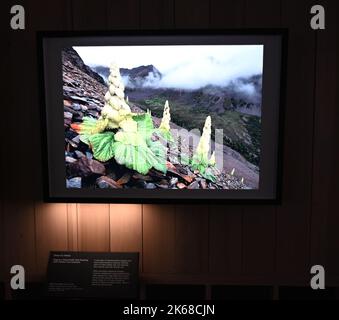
[{"xmin": 63, "ymin": 45, "xmax": 263, "ymax": 190}]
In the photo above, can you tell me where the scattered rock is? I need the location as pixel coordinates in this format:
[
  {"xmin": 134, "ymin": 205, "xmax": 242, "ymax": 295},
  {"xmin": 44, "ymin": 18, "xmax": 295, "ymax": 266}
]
[
  {"xmin": 64, "ymin": 111, "xmax": 73, "ymax": 119},
  {"xmin": 66, "ymin": 156, "xmax": 77, "ymax": 163},
  {"xmin": 70, "ymin": 95, "xmax": 88, "ymax": 104},
  {"xmin": 75, "ymin": 150, "xmax": 85, "ymax": 158},
  {"xmin": 200, "ymin": 179, "xmax": 207, "ymax": 189},
  {"xmin": 64, "ymin": 99, "xmax": 72, "ymax": 107},
  {"xmin": 188, "ymin": 181, "xmax": 199, "ymax": 189},
  {"xmin": 65, "ymin": 138, "xmax": 78, "ymax": 148},
  {"xmin": 170, "ymin": 177, "xmax": 178, "ymax": 186},
  {"xmin": 66, "ymin": 177, "xmax": 81, "ymax": 188},
  {"xmin": 117, "ymin": 172, "xmax": 132, "ymax": 185},
  {"xmin": 177, "ymin": 182, "xmax": 186, "ymax": 189},
  {"xmin": 146, "ymin": 183, "xmax": 157, "ymax": 189},
  {"xmin": 68, "ymin": 157, "xmax": 106, "ymax": 178},
  {"xmin": 96, "ymin": 176, "xmax": 122, "ymax": 189},
  {"xmin": 132, "ymin": 173, "xmax": 153, "ymax": 181},
  {"xmin": 87, "ymin": 110, "xmax": 99, "ymax": 118},
  {"xmin": 71, "ymin": 103, "xmax": 82, "ymax": 111}
]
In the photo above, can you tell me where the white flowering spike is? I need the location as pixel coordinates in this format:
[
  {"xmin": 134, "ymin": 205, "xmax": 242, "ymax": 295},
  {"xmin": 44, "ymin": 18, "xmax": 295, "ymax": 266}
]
[
  {"xmin": 159, "ymin": 100, "xmax": 171, "ymax": 132},
  {"xmin": 209, "ymin": 151, "xmax": 216, "ymax": 166},
  {"xmin": 231, "ymin": 168, "xmax": 235, "ymax": 176},
  {"xmin": 195, "ymin": 116, "xmax": 211, "ymax": 164},
  {"xmin": 98, "ymin": 62, "xmax": 135, "ymax": 131},
  {"xmin": 126, "ymin": 96, "xmax": 129, "ymax": 103},
  {"xmin": 241, "ymin": 177, "xmax": 244, "ymax": 184}
]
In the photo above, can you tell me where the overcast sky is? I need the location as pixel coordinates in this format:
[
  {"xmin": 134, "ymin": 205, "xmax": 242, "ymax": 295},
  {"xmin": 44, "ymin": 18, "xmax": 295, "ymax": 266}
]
[{"xmin": 73, "ymin": 45, "xmax": 263, "ymax": 89}]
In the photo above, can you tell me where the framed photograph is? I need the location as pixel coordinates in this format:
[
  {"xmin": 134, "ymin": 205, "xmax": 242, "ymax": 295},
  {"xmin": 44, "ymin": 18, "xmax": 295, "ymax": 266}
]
[{"xmin": 38, "ymin": 29, "xmax": 287, "ymax": 203}]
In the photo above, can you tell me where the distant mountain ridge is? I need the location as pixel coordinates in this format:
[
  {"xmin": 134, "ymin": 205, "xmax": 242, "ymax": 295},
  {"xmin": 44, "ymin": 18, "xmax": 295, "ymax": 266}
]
[{"xmin": 92, "ymin": 64, "xmax": 162, "ymax": 88}]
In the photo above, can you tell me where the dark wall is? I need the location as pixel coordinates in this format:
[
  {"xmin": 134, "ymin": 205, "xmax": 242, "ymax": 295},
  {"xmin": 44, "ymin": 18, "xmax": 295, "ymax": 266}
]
[{"xmin": 1, "ymin": 0, "xmax": 338, "ymax": 298}]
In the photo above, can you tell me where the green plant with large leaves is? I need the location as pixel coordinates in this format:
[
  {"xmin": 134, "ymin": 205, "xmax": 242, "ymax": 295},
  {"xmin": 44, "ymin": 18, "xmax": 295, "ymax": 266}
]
[
  {"xmin": 71, "ymin": 66, "xmax": 168, "ymax": 176},
  {"xmin": 71, "ymin": 62, "xmax": 218, "ymax": 182}
]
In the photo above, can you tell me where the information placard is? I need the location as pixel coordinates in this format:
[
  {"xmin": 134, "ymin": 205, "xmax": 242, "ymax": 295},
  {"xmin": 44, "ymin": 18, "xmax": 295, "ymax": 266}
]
[{"xmin": 47, "ymin": 251, "xmax": 139, "ymax": 299}]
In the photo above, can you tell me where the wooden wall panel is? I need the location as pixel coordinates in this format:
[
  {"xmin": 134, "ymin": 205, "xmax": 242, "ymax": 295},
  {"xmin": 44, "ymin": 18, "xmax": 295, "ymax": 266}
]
[
  {"xmin": 174, "ymin": 0, "xmax": 209, "ymax": 28},
  {"xmin": 276, "ymin": 0, "xmax": 316, "ymax": 281},
  {"xmin": 4, "ymin": 0, "xmax": 43, "ymax": 282},
  {"xmin": 107, "ymin": 0, "xmax": 140, "ymax": 30},
  {"xmin": 0, "ymin": 0, "xmax": 9, "ymax": 284},
  {"xmin": 72, "ymin": 0, "xmax": 108, "ymax": 30},
  {"xmin": 174, "ymin": 205, "xmax": 209, "ymax": 273},
  {"xmin": 67, "ymin": 204, "xmax": 78, "ymax": 251},
  {"xmin": 310, "ymin": 0, "xmax": 336, "ymax": 266},
  {"xmin": 244, "ymin": 0, "xmax": 282, "ymax": 26},
  {"xmin": 35, "ymin": 203, "xmax": 68, "ymax": 276},
  {"xmin": 208, "ymin": 0, "xmax": 245, "ymax": 277},
  {"xmin": 0, "ymin": 200, "xmax": 4, "ymax": 283},
  {"xmin": 77, "ymin": 204, "xmax": 110, "ymax": 251},
  {"xmin": 143, "ymin": 205, "xmax": 176, "ymax": 273},
  {"xmin": 140, "ymin": 0, "xmax": 174, "ymax": 29},
  {"xmin": 28, "ymin": 0, "xmax": 71, "ymax": 282},
  {"xmin": 70, "ymin": 0, "xmax": 111, "ymax": 254},
  {"xmin": 242, "ymin": 207, "xmax": 276, "ymax": 275},
  {"xmin": 317, "ymin": 0, "xmax": 339, "ymax": 280},
  {"xmin": 2, "ymin": 0, "xmax": 338, "ymax": 291},
  {"xmin": 241, "ymin": 0, "xmax": 281, "ymax": 278},
  {"xmin": 209, "ymin": 206, "xmax": 242, "ymax": 274},
  {"xmin": 3, "ymin": 203, "xmax": 36, "ymax": 280},
  {"xmin": 110, "ymin": 204, "xmax": 142, "ymax": 253},
  {"xmin": 210, "ymin": 0, "xmax": 245, "ymax": 28},
  {"xmin": 171, "ymin": 0, "xmax": 210, "ymax": 276}
]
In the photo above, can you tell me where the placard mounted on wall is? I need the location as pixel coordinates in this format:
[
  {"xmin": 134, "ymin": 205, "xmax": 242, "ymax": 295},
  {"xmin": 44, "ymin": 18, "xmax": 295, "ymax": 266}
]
[
  {"xmin": 47, "ymin": 252, "xmax": 139, "ymax": 299},
  {"xmin": 39, "ymin": 29, "xmax": 287, "ymax": 203}
]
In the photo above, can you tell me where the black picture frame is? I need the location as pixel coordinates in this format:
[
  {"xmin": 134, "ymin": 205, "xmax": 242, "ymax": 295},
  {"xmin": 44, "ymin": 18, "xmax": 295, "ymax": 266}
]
[{"xmin": 38, "ymin": 29, "xmax": 287, "ymax": 204}]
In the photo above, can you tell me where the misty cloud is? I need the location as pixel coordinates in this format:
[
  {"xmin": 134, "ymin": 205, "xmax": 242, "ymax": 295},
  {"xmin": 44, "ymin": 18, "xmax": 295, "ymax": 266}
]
[{"xmin": 74, "ymin": 45, "xmax": 263, "ymax": 90}]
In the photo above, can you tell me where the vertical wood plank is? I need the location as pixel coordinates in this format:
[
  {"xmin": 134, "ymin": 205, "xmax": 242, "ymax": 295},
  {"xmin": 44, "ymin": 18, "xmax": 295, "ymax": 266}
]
[
  {"xmin": 174, "ymin": 205, "xmax": 209, "ymax": 273},
  {"xmin": 140, "ymin": 0, "xmax": 176, "ymax": 275},
  {"xmin": 72, "ymin": 0, "xmax": 108, "ymax": 30},
  {"xmin": 77, "ymin": 204, "xmax": 110, "ymax": 251},
  {"xmin": 0, "ymin": 0, "xmax": 9, "ymax": 284},
  {"xmin": 310, "ymin": 0, "xmax": 336, "ymax": 265},
  {"xmin": 242, "ymin": 207, "xmax": 276, "ymax": 275},
  {"xmin": 67, "ymin": 204, "xmax": 78, "ymax": 251},
  {"xmin": 210, "ymin": 0, "xmax": 245, "ymax": 28},
  {"xmin": 143, "ymin": 205, "xmax": 176, "ymax": 273},
  {"xmin": 3, "ymin": 0, "xmax": 48, "ymax": 281},
  {"xmin": 327, "ymin": 0, "xmax": 339, "ymax": 279},
  {"xmin": 140, "ymin": 0, "xmax": 174, "ymax": 29},
  {"xmin": 0, "ymin": 200, "xmax": 4, "ymax": 284},
  {"xmin": 241, "ymin": 0, "xmax": 281, "ymax": 278},
  {"xmin": 3, "ymin": 202, "xmax": 37, "ymax": 281},
  {"xmin": 174, "ymin": 0, "xmax": 210, "ymax": 28},
  {"xmin": 208, "ymin": 0, "xmax": 245, "ymax": 277},
  {"xmin": 314, "ymin": 0, "xmax": 339, "ymax": 280},
  {"xmin": 107, "ymin": 0, "xmax": 140, "ymax": 29},
  {"xmin": 70, "ymin": 0, "xmax": 111, "ymax": 254},
  {"xmin": 209, "ymin": 206, "xmax": 242, "ymax": 274},
  {"xmin": 35, "ymin": 203, "xmax": 68, "ymax": 276},
  {"xmin": 28, "ymin": 0, "xmax": 72, "ymax": 282},
  {"xmin": 110, "ymin": 204, "xmax": 142, "ymax": 252},
  {"xmin": 244, "ymin": 0, "xmax": 282, "ymax": 26},
  {"xmin": 171, "ymin": 0, "xmax": 211, "ymax": 276},
  {"xmin": 276, "ymin": 0, "xmax": 316, "ymax": 281}
]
